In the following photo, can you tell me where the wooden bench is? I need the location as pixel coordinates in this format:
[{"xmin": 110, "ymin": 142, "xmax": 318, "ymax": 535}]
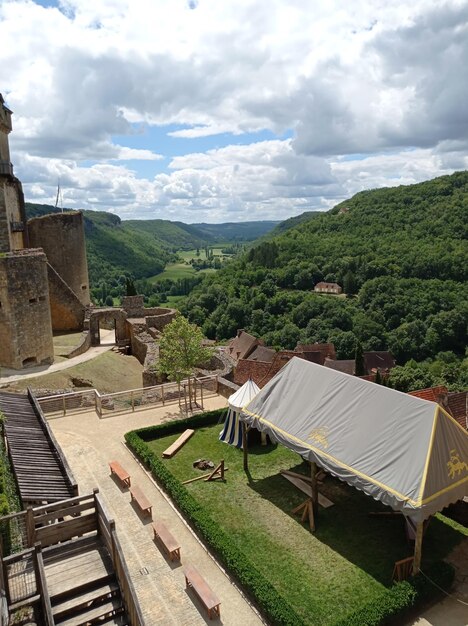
[
  {"xmin": 184, "ymin": 564, "xmax": 220, "ymax": 620},
  {"xmin": 109, "ymin": 461, "xmax": 131, "ymax": 488},
  {"xmin": 152, "ymin": 521, "xmax": 181, "ymax": 561},
  {"xmin": 130, "ymin": 486, "xmax": 152, "ymax": 518}
]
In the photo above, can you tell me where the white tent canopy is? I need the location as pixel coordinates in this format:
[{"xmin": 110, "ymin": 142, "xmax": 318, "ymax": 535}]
[
  {"xmin": 228, "ymin": 379, "xmax": 260, "ymax": 411},
  {"xmin": 240, "ymin": 357, "xmax": 468, "ymax": 523},
  {"xmin": 220, "ymin": 379, "xmax": 260, "ymax": 448}
]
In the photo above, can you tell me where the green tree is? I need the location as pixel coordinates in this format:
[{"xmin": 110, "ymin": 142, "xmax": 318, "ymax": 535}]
[
  {"xmin": 125, "ymin": 278, "xmax": 137, "ymax": 296},
  {"xmin": 354, "ymin": 340, "xmax": 365, "ymax": 376},
  {"xmin": 158, "ymin": 314, "xmax": 213, "ymax": 408}
]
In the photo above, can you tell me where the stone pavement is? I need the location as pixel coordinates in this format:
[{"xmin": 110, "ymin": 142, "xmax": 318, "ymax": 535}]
[{"xmin": 48, "ymin": 396, "xmax": 264, "ymax": 626}]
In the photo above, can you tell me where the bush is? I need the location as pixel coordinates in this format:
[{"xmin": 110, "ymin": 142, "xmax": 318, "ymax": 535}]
[{"xmin": 126, "ymin": 411, "xmax": 455, "ymax": 626}]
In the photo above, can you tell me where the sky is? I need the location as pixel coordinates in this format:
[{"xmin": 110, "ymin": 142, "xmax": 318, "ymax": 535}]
[{"xmin": 1, "ymin": 0, "xmax": 468, "ymax": 223}]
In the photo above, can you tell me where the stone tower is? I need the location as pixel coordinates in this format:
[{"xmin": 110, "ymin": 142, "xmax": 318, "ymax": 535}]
[
  {"xmin": 0, "ymin": 94, "xmax": 28, "ymax": 252},
  {"xmin": 0, "ymin": 94, "xmax": 54, "ymax": 369}
]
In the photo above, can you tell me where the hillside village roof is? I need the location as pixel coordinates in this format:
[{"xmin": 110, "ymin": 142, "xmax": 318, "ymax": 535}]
[
  {"xmin": 240, "ymin": 357, "xmax": 468, "ymax": 522},
  {"xmin": 324, "ymin": 357, "xmax": 355, "ymax": 375},
  {"xmin": 226, "ymin": 330, "xmax": 262, "ymax": 362},
  {"xmin": 409, "ymin": 386, "xmax": 449, "ymax": 403},
  {"xmin": 247, "ymin": 345, "xmax": 276, "ymax": 363},
  {"xmin": 447, "ymin": 392, "xmax": 468, "ymax": 430},
  {"xmin": 296, "ymin": 343, "xmax": 336, "ymax": 363},
  {"xmin": 363, "ymin": 351, "xmax": 395, "ymax": 373}
]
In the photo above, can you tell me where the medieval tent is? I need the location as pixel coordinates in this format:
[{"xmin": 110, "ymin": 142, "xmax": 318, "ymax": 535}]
[
  {"xmin": 240, "ymin": 357, "xmax": 468, "ymax": 523},
  {"xmin": 220, "ymin": 379, "xmax": 260, "ymax": 448}
]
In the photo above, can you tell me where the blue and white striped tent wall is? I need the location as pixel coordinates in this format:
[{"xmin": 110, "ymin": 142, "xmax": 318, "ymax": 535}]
[
  {"xmin": 219, "ymin": 408, "xmax": 243, "ymax": 448},
  {"xmin": 219, "ymin": 379, "xmax": 260, "ymax": 449}
]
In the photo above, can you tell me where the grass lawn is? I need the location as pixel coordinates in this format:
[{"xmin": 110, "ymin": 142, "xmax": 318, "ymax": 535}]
[
  {"xmin": 146, "ymin": 424, "xmax": 467, "ymax": 625},
  {"xmin": 5, "ymin": 351, "xmax": 143, "ymax": 395},
  {"xmin": 53, "ymin": 331, "xmax": 84, "ymax": 359}
]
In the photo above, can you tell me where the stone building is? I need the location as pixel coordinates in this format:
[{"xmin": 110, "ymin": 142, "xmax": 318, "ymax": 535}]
[{"xmin": 0, "ymin": 94, "xmax": 54, "ymax": 369}]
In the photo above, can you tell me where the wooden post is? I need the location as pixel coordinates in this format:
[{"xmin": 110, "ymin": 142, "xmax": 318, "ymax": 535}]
[
  {"xmin": 310, "ymin": 461, "xmax": 318, "ymax": 518},
  {"xmin": 161, "ymin": 384, "xmax": 165, "ymax": 406},
  {"xmin": 220, "ymin": 459, "xmax": 225, "ymax": 480},
  {"xmin": 412, "ymin": 522, "xmax": 424, "ymax": 575},
  {"xmin": 243, "ymin": 423, "xmax": 249, "ymax": 471},
  {"xmin": 62, "ymin": 395, "xmax": 67, "ymax": 416},
  {"xmin": 131, "ymin": 390, "xmax": 135, "ymax": 412},
  {"xmin": 26, "ymin": 506, "xmax": 35, "ymax": 547},
  {"xmin": 200, "ymin": 380, "xmax": 204, "ymax": 409}
]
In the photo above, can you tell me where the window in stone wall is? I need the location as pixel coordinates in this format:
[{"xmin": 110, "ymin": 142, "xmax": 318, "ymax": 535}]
[
  {"xmin": 82, "ymin": 285, "xmax": 87, "ymax": 290},
  {"xmin": 29, "ymin": 297, "xmax": 37, "ymax": 303}
]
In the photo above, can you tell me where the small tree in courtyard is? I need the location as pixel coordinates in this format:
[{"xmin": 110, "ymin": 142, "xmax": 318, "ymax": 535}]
[
  {"xmin": 158, "ymin": 314, "xmax": 213, "ymax": 409},
  {"xmin": 354, "ymin": 340, "xmax": 365, "ymax": 376}
]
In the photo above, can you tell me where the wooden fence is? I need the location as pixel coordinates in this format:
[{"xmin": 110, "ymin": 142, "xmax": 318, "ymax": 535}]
[{"xmin": 36, "ymin": 375, "xmax": 219, "ymax": 419}]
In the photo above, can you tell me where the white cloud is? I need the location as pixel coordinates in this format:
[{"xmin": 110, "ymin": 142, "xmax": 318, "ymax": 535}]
[{"xmin": 1, "ymin": 0, "xmax": 467, "ymax": 221}]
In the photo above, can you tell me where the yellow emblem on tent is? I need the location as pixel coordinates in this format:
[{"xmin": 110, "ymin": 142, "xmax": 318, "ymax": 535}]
[
  {"xmin": 447, "ymin": 449, "xmax": 468, "ymax": 479},
  {"xmin": 307, "ymin": 427, "xmax": 329, "ymax": 449}
]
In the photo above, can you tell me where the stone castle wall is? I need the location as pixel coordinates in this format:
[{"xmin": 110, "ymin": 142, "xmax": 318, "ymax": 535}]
[
  {"xmin": 28, "ymin": 211, "xmax": 90, "ymax": 306},
  {"xmin": 0, "ymin": 249, "xmax": 54, "ymax": 369},
  {"xmin": 47, "ymin": 263, "xmax": 86, "ymax": 331},
  {"xmin": 0, "ymin": 176, "xmax": 27, "ymax": 252}
]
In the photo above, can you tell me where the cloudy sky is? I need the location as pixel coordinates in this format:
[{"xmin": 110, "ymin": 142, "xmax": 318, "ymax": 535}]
[{"xmin": 2, "ymin": 0, "xmax": 468, "ymax": 222}]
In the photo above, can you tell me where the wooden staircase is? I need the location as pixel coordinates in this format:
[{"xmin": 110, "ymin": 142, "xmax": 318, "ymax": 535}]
[{"xmin": 44, "ymin": 538, "xmax": 129, "ymax": 626}]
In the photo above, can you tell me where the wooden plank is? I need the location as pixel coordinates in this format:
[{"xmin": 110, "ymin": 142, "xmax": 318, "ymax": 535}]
[
  {"xmin": 281, "ymin": 472, "xmax": 334, "ymax": 508},
  {"xmin": 162, "ymin": 429, "xmax": 195, "ymax": 458}
]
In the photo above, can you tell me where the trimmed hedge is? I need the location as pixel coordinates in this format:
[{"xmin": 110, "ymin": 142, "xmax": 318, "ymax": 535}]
[
  {"xmin": 335, "ymin": 561, "xmax": 455, "ymax": 626},
  {"xmin": 126, "ymin": 410, "xmax": 456, "ymax": 626}
]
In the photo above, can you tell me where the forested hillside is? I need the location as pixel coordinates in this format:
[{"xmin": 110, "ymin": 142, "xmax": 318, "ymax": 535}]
[
  {"xmin": 181, "ymin": 171, "xmax": 468, "ymax": 385},
  {"xmin": 24, "ymin": 204, "xmax": 277, "ymax": 293}
]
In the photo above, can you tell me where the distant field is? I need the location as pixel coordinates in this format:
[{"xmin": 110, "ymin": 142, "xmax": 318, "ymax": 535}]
[
  {"xmin": 149, "ymin": 262, "xmax": 216, "ymax": 283},
  {"xmin": 178, "ymin": 246, "xmax": 227, "ymax": 262}
]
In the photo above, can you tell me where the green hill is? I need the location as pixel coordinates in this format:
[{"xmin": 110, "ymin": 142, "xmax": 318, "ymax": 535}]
[
  {"xmin": 181, "ymin": 171, "xmax": 468, "ymax": 372},
  {"xmin": 24, "ymin": 205, "xmax": 278, "ymax": 289}
]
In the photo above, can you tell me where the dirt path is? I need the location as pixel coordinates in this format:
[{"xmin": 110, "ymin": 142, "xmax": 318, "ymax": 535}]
[
  {"xmin": 48, "ymin": 397, "xmax": 264, "ymax": 626},
  {"xmin": 0, "ymin": 329, "xmax": 115, "ymax": 385}
]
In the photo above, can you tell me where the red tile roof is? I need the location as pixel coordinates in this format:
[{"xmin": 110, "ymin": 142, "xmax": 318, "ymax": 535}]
[
  {"xmin": 408, "ymin": 386, "xmax": 449, "ymax": 403},
  {"xmin": 447, "ymin": 392, "xmax": 468, "ymax": 429}
]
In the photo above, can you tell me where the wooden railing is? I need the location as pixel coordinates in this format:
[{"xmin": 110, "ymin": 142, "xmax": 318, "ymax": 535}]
[
  {"xmin": 0, "ymin": 491, "xmax": 144, "ymax": 625},
  {"xmin": 36, "ymin": 375, "xmax": 219, "ymax": 419},
  {"xmin": 94, "ymin": 492, "xmax": 144, "ymax": 626}
]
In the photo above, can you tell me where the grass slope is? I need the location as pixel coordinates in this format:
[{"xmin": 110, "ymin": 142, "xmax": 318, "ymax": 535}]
[
  {"xmin": 145, "ymin": 424, "xmax": 466, "ymax": 625},
  {"xmin": 5, "ymin": 351, "xmax": 143, "ymax": 394}
]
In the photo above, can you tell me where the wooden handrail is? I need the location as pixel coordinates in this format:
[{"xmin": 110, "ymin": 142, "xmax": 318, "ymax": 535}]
[
  {"xmin": 111, "ymin": 530, "xmax": 144, "ymax": 626},
  {"xmin": 28, "ymin": 388, "xmax": 79, "ymax": 495},
  {"xmin": 34, "ymin": 544, "xmax": 54, "ymax": 626}
]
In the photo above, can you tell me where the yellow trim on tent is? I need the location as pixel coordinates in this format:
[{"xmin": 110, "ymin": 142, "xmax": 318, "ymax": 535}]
[
  {"xmin": 242, "ymin": 408, "xmax": 416, "ymax": 505},
  {"xmin": 419, "ymin": 475, "xmax": 468, "ymax": 506},
  {"xmin": 416, "ymin": 405, "xmax": 439, "ymax": 505}
]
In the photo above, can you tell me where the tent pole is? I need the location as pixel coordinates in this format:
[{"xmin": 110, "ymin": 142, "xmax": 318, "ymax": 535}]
[
  {"xmin": 310, "ymin": 461, "xmax": 318, "ymax": 517},
  {"xmin": 412, "ymin": 522, "xmax": 424, "ymax": 575},
  {"xmin": 243, "ymin": 423, "xmax": 249, "ymax": 471}
]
